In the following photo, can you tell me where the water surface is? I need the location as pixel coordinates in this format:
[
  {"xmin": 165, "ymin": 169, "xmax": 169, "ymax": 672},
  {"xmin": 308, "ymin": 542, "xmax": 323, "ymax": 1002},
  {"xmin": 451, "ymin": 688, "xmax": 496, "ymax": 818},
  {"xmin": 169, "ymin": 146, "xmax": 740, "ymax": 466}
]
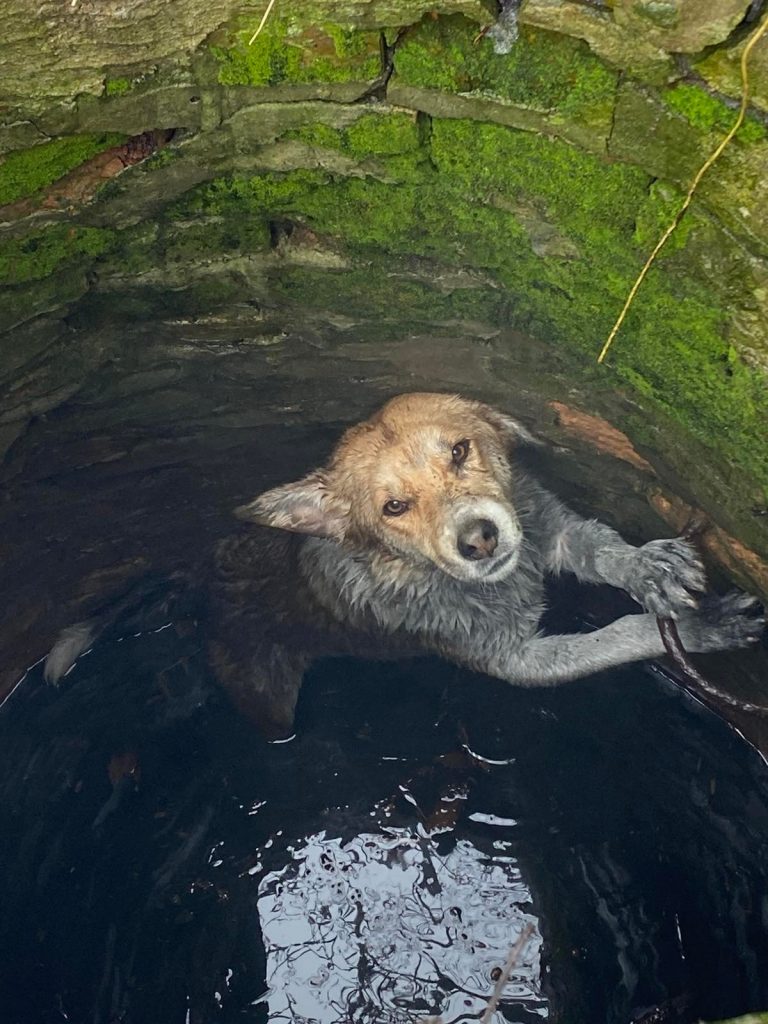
[{"xmin": 1, "ymin": 604, "xmax": 768, "ymax": 1024}]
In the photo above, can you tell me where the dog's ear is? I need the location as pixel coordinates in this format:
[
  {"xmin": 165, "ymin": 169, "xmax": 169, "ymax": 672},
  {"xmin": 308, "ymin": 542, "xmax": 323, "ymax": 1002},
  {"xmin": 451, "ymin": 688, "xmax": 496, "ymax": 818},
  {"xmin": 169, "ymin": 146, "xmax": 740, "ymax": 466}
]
[
  {"xmin": 234, "ymin": 471, "xmax": 349, "ymax": 539},
  {"xmin": 477, "ymin": 403, "xmax": 540, "ymax": 447}
]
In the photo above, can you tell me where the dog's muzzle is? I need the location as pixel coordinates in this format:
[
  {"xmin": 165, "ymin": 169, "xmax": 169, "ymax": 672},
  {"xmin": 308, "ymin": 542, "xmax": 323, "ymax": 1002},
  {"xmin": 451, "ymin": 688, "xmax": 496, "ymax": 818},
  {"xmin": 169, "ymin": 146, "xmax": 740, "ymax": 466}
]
[
  {"xmin": 457, "ymin": 518, "xmax": 499, "ymax": 561},
  {"xmin": 447, "ymin": 504, "xmax": 522, "ymax": 582}
]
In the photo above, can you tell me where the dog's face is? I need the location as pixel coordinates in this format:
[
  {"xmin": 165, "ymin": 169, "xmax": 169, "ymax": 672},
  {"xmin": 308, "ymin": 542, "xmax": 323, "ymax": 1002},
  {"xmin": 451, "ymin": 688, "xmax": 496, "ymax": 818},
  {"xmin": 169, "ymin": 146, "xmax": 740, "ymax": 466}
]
[{"xmin": 236, "ymin": 393, "xmax": 535, "ymax": 584}]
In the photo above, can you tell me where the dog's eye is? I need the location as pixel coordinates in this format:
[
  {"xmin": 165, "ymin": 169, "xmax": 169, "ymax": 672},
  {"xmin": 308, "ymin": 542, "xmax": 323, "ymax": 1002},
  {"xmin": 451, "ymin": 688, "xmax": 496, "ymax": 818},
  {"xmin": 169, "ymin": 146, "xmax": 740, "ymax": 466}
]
[
  {"xmin": 383, "ymin": 499, "xmax": 408, "ymax": 517},
  {"xmin": 451, "ymin": 439, "xmax": 470, "ymax": 466}
]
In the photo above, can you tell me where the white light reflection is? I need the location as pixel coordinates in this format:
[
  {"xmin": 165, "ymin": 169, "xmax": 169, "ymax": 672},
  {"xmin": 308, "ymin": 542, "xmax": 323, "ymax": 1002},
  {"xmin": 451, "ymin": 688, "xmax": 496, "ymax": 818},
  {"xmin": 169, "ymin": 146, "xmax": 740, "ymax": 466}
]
[{"xmin": 258, "ymin": 829, "xmax": 546, "ymax": 1023}]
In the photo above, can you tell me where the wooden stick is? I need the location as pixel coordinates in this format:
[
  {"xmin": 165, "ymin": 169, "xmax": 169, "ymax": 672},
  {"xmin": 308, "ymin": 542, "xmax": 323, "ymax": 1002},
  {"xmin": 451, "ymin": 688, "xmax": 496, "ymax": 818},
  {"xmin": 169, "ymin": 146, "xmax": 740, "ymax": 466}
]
[
  {"xmin": 480, "ymin": 922, "xmax": 535, "ymax": 1024},
  {"xmin": 656, "ymin": 519, "xmax": 768, "ymax": 716}
]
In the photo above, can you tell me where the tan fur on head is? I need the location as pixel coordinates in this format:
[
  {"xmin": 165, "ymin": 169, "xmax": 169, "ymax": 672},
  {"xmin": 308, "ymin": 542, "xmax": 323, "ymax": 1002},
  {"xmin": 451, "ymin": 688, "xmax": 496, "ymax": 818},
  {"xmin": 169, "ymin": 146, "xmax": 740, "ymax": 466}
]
[{"xmin": 236, "ymin": 393, "xmax": 536, "ymax": 583}]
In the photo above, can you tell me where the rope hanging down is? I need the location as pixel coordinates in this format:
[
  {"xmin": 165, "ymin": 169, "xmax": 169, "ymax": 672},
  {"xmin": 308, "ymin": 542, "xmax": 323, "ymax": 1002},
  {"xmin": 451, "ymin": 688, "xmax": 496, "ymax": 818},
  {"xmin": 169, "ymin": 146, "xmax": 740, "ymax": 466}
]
[
  {"xmin": 248, "ymin": 0, "xmax": 277, "ymax": 45},
  {"xmin": 597, "ymin": 12, "xmax": 768, "ymax": 365}
]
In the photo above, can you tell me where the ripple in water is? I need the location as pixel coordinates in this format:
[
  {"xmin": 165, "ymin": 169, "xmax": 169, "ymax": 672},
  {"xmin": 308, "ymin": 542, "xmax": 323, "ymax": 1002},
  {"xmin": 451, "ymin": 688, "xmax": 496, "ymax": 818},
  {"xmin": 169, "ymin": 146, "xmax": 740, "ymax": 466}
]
[{"xmin": 258, "ymin": 828, "xmax": 545, "ymax": 1023}]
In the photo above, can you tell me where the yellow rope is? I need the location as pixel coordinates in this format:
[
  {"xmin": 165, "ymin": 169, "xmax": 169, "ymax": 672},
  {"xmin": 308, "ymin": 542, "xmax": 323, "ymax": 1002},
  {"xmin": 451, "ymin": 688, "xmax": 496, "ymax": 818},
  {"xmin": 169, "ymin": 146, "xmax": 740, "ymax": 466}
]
[
  {"xmin": 597, "ymin": 13, "xmax": 768, "ymax": 364},
  {"xmin": 248, "ymin": 0, "xmax": 277, "ymax": 46}
]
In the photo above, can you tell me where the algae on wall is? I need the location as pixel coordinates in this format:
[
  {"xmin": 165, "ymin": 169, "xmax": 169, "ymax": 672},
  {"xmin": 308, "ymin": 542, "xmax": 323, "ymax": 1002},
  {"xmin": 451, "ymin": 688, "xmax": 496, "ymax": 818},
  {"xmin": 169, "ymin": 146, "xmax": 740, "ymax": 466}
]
[{"xmin": 0, "ymin": 0, "xmax": 767, "ymax": 579}]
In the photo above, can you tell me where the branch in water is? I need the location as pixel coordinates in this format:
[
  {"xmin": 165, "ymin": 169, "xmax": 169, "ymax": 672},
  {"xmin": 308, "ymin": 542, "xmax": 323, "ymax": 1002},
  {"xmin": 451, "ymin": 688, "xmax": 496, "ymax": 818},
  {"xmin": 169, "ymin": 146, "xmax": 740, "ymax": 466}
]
[
  {"xmin": 656, "ymin": 518, "xmax": 768, "ymax": 716},
  {"xmin": 657, "ymin": 616, "xmax": 768, "ymax": 717},
  {"xmin": 480, "ymin": 922, "xmax": 536, "ymax": 1024}
]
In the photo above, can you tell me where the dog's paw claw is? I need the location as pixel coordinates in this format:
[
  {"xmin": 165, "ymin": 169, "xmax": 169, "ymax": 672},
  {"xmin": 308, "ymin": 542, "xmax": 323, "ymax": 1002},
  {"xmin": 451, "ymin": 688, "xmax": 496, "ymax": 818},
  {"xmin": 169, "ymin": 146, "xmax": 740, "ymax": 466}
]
[
  {"xmin": 679, "ymin": 591, "xmax": 765, "ymax": 652},
  {"xmin": 626, "ymin": 538, "xmax": 706, "ymax": 616}
]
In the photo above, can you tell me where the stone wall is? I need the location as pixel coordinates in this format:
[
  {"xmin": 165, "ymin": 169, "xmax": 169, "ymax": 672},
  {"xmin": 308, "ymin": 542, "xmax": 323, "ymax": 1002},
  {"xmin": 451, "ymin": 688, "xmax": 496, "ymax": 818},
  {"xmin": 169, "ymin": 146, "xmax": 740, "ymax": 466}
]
[{"xmin": 1, "ymin": 0, "xmax": 767, "ymax": 588}]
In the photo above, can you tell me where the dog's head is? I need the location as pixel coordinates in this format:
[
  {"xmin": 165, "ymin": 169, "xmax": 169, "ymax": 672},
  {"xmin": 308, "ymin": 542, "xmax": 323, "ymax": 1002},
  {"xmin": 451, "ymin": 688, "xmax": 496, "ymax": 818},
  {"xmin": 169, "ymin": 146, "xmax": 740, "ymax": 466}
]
[{"xmin": 236, "ymin": 393, "xmax": 537, "ymax": 584}]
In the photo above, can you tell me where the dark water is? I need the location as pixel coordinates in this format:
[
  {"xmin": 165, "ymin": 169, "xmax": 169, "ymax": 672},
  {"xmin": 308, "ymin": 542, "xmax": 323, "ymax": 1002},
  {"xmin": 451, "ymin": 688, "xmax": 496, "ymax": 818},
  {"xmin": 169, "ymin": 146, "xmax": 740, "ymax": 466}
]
[
  {"xmin": 1, "ymin": 596, "xmax": 768, "ymax": 1024},
  {"xmin": 2, "ymin": 252, "xmax": 768, "ymax": 1024}
]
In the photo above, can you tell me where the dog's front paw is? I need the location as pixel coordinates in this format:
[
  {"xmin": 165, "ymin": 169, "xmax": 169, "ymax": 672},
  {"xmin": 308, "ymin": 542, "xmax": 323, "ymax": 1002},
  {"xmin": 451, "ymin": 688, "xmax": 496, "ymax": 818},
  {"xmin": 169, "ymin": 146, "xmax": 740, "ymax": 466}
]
[
  {"xmin": 677, "ymin": 591, "xmax": 765, "ymax": 653},
  {"xmin": 624, "ymin": 538, "xmax": 706, "ymax": 617}
]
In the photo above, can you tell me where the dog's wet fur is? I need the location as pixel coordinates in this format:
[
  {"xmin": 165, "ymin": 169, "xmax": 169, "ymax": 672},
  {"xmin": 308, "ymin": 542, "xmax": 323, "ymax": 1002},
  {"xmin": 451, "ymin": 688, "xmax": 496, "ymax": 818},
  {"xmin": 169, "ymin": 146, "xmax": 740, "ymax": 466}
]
[{"xmin": 46, "ymin": 393, "xmax": 764, "ymax": 738}]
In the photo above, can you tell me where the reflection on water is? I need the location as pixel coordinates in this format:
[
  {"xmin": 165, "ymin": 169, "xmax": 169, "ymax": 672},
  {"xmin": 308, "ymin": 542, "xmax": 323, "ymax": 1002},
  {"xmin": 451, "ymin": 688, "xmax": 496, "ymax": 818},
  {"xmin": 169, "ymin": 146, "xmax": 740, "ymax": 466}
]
[
  {"xmin": 258, "ymin": 830, "xmax": 543, "ymax": 1023},
  {"xmin": 0, "ymin": 620, "xmax": 768, "ymax": 1024}
]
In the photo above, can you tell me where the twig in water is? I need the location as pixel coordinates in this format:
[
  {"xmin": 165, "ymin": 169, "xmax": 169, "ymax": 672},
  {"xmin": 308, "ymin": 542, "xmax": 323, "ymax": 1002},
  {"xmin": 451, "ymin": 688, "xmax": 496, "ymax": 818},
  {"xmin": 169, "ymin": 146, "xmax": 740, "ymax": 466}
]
[
  {"xmin": 656, "ymin": 520, "xmax": 768, "ymax": 716},
  {"xmin": 248, "ymin": 0, "xmax": 276, "ymax": 45},
  {"xmin": 480, "ymin": 922, "xmax": 535, "ymax": 1024},
  {"xmin": 597, "ymin": 12, "xmax": 768, "ymax": 364},
  {"xmin": 658, "ymin": 616, "xmax": 768, "ymax": 716}
]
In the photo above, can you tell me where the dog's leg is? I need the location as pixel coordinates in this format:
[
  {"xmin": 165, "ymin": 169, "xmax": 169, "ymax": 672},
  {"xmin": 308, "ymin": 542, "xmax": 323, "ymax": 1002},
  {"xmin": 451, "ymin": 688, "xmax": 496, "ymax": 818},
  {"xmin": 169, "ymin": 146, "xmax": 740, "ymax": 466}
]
[
  {"xmin": 471, "ymin": 593, "xmax": 764, "ymax": 685},
  {"xmin": 208, "ymin": 640, "xmax": 309, "ymax": 740},
  {"xmin": 538, "ymin": 489, "xmax": 705, "ymax": 616}
]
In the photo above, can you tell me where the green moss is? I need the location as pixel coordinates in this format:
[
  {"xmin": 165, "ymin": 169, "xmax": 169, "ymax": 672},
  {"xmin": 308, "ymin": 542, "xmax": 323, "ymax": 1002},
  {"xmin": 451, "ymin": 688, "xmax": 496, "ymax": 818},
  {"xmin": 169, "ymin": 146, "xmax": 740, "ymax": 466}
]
[
  {"xmin": 153, "ymin": 276, "xmax": 247, "ymax": 315},
  {"xmin": 663, "ymin": 83, "xmax": 766, "ymax": 142},
  {"xmin": 173, "ymin": 113, "xmax": 767, "ymax": 498},
  {"xmin": 323, "ymin": 22, "xmax": 378, "ymax": 60},
  {"xmin": 0, "ymin": 225, "xmax": 115, "ymax": 285},
  {"xmin": 632, "ymin": 180, "xmax": 695, "ymax": 252},
  {"xmin": 105, "ymin": 77, "xmax": 133, "ymax": 97},
  {"xmin": 95, "ymin": 209, "xmax": 271, "ymax": 280},
  {"xmin": 212, "ymin": 17, "xmax": 381, "ymax": 87},
  {"xmin": 393, "ymin": 15, "xmax": 471, "ymax": 92},
  {"xmin": 287, "ymin": 121, "xmax": 346, "ymax": 150},
  {"xmin": 163, "ymin": 216, "xmax": 270, "ymax": 263},
  {"xmin": 344, "ymin": 112, "xmax": 421, "ymax": 158},
  {"xmin": 0, "ymin": 133, "xmax": 125, "ymax": 207},
  {"xmin": 284, "ymin": 111, "xmax": 425, "ymax": 181},
  {"xmin": 97, "ymin": 222, "xmax": 159, "ymax": 277},
  {"xmin": 142, "ymin": 146, "xmax": 180, "ymax": 170},
  {"xmin": 426, "ymin": 121, "xmax": 767, "ymax": 488},
  {"xmin": 178, "ymin": 169, "xmax": 327, "ymax": 220},
  {"xmin": 394, "ymin": 16, "xmax": 617, "ymax": 127}
]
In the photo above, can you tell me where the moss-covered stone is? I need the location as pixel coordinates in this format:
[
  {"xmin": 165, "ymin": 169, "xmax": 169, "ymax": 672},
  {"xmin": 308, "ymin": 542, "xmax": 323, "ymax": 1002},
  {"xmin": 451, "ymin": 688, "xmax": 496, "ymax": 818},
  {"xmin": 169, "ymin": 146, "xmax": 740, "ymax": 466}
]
[
  {"xmin": 613, "ymin": 0, "xmax": 751, "ymax": 52},
  {"xmin": 0, "ymin": 0, "xmax": 766, "ymax": 576},
  {"xmin": 662, "ymin": 82, "xmax": 766, "ymax": 143},
  {"xmin": 283, "ymin": 110, "xmax": 426, "ymax": 179},
  {"xmin": 393, "ymin": 15, "xmax": 617, "ymax": 131},
  {"xmin": 696, "ymin": 34, "xmax": 768, "ymax": 115},
  {"xmin": 284, "ymin": 109, "xmax": 421, "ymax": 154},
  {"xmin": 0, "ymin": 133, "xmax": 125, "ymax": 207},
  {"xmin": 142, "ymin": 146, "xmax": 182, "ymax": 171},
  {"xmin": 518, "ymin": 0, "xmax": 674, "ymax": 84},
  {"xmin": 104, "ymin": 77, "xmax": 134, "ymax": 97},
  {"xmin": 270, "ymin": 263, "xmax": 507, "ymax": 325},
  {"xmin": 609, "ymin": 79, "xmax": 768, "ymax": 265},
  {"xmin": 632, "ymin": 180, "xmax": 694, "ymax": 253},
  {"xmin": 125, "ymin": 216, "xmax": 271, "ymax": 273},
  {"xmin": 0, "ymin": 224, "xmax": 115, "ymax": 286},
  {"xmin": 212, "ymin": 17, "xmax": 382, "ymax": 87},
  {"xmin": 0, "ymin": 268, "xmax": 92, "ymax": 334},
  {"xmin": 167, "ymin": 112, "xmax": 768, "ymax": 512}
]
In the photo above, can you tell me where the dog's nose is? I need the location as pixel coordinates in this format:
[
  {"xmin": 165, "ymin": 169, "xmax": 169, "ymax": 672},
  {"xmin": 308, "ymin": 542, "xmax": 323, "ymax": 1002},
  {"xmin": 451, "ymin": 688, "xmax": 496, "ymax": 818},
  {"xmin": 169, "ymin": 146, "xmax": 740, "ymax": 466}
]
[{"xmin": 457, "ymin": 519, "xmax": 499, "ymax": 560}]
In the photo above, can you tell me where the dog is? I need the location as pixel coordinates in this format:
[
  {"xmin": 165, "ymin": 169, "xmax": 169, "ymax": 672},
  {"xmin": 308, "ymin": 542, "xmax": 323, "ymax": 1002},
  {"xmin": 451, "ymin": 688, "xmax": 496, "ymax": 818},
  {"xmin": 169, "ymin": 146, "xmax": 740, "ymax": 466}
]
[{"xmin": 202, "ymin": 392, "xmax": 764, "ymax": 738}]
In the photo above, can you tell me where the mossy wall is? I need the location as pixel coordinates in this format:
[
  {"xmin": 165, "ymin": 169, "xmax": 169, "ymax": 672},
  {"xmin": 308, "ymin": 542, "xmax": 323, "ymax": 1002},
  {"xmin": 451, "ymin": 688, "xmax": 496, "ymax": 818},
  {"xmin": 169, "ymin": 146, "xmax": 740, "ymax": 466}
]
[
  {"xmin": 1, "ymin": 0, "xmax": 767, "ymax": 572},
  {"xmin": 0, "ymin": 133, "xmax": 124, "ymax": 206}
]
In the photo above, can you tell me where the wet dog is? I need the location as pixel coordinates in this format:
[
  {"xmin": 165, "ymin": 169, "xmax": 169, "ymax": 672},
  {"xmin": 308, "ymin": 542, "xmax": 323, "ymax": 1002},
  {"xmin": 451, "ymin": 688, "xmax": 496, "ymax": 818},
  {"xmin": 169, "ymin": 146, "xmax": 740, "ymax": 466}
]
[{"xmin": 205, "ymin": 393, "xmax": 763, "ymax": 737}]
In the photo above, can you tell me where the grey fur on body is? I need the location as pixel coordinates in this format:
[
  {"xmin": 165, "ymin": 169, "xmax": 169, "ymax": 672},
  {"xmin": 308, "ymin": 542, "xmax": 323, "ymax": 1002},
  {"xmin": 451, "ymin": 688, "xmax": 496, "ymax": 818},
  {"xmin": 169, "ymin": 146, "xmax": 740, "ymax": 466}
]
[
  {"xmin": 207, "ymin": 394, "xmax": 762, "ymax": 737},
  {"xmin": 46, "ymin": 393, "xmax": 764, "ymax": 738}
]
